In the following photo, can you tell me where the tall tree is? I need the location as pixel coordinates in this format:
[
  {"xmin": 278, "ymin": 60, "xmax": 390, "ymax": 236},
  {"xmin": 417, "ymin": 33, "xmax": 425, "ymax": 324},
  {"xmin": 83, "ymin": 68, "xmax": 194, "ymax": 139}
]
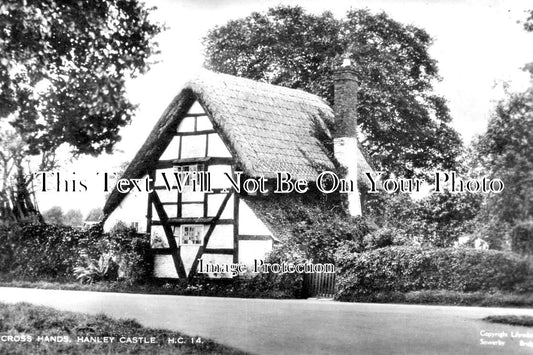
[
  {"xmin": 203, "ymin": 6, "xmax": 462, "ymax": 178},
  {"xmin": 466, "ymin": 9, "xmax": 533, "ymax": 251},
  {"xmin": 0, "ymin": 0, "xmax": 162, "ymax": 221},
  {"xmin": 471, "ymin": 90, "xmax": 533, "ymax": 250}
]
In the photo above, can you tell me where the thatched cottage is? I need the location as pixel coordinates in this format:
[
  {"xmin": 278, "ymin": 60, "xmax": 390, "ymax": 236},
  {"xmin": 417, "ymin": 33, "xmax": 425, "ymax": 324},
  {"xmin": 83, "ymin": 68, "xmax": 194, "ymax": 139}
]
[{"xmin": 102, "ymin": 62, "xmax": 372, "ymax": 279}]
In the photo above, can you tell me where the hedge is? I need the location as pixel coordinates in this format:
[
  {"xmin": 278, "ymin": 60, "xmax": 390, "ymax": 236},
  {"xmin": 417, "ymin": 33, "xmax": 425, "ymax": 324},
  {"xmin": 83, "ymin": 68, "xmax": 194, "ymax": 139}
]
[
  {"xmin": 0, "ymin": 223, "xmax": 298, "ymax": 298},
  {"xmin": 0, "ymin": 223, "xmax": 151, "ymax": 282},
  {"xmin": 0, "ymin": 224, "xmax": 88, "ymax": 279},
  {"xmin": 335, "ymin": 246, "xmax": 533, "ymax": 301}
]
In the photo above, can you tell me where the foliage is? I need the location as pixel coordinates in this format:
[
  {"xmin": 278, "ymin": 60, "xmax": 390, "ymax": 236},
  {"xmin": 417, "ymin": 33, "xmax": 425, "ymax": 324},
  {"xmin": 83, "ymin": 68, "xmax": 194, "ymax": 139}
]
[
  {"xmin": 245, "ymin": 193, "xmax": 371, "ymax": 263},
  {"xmin": 362, "ymin": 228, "xmax": 397, "ymax": 250},
  {"xmin": 107, "ymin": 222, "xmax": 153, "ymax": 282},
  {"xmin": 0, "ymin": 222, "xmax": 151, "ymax": 282},
  {"xmin": 0, "ymin": 223, "xmax": 85, "ymax": 278},
  {"xmin": 39, "ymin": 207, "xmax": 87, "ymax": 228},
  {"xmin": 0, "ymin": 302, "xmax": 247, "ymax": 355},
  {"xmin": 511, "ymin": 220, "xmax": 533, "ymax": 255},
  {"xmin": 335, "ymin": 246, "xmax": 533, "ymax": 301},
  {"xmin": 155, "ymin": 274, "xmax": 304, "ymax": 300},
  {"xmin": 76, "ymin": 221, "xmax": 152, "ymax": 282},
  {"xmin": 366, "ymin": 191, "xmax": 482, "ymax": 247},
  {"xmin": 41, "ymin": 205, "xmax": 64, "ymax": 225},
  {"xmin": 74, "ymin": 254, "xmax": 118, "ymax": 284},
  {"xmin": 63, "ymin": 208, "xmax": 83, "ymax": 226},
  {"xmin": 204, "ymin": 5, "xmax": 462, "ymax": 178},
  {"xmin": 0, "ymin": 131, "xmax": 41, "ymax": 222},
  {"xmin": 333, "ymin": 289, "xmax": 533, "ymax": 307},
  {"xmin": 0, "ymin": 0, "xmax": 162, "ymax": 156},
  {"xmin": 470, "ymin": 89, "xmax": 533, "ymax": 250},
  {"xmin": 85, "ymin": 207, "xmax": 103, "ymax": 222},
  {"xmin": 0, "ymin": 0, "xmax": 162, "ymax": 223}
]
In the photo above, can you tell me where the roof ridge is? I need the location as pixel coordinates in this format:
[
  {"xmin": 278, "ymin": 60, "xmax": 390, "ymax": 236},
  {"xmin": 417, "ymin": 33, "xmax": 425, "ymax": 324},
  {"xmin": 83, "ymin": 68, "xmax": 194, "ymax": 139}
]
[{"xmin": 188, "ymin": 69, "xmax": 330, "ymax": 106}]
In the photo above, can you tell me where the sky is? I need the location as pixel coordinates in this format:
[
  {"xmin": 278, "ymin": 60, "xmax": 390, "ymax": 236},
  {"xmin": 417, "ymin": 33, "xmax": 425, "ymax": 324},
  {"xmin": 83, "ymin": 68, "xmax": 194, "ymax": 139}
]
[{"xmin": 35, "ymin": 0, "xmax": 533, "ymax": 216}]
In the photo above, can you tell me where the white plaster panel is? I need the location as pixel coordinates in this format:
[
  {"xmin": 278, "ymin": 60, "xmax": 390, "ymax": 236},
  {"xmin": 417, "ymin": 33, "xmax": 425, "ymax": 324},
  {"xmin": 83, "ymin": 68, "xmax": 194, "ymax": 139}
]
[
  {"xmin": 153, "ymin": 255, "xmax": 178, "ymax": 278},
  {"xmin": 180, "ymin": 135, "xmax": 206, "ymax": 158},
  {"xmin": 207, "ymin": 133, "xmax": 232, "ymax": 157},
  {"xmin": 208, "ymin": 165, "xmax": 233, "ymax": 189},
  {"xmin": 181, "ymin": 189, "xmax": 203, "ymax": 202},
  {"xmin": 155, "ymin": 168, "xmax": 174, "ymax": 187},
  {"xmin": 156, "ymin": 188, "xmax": 177, "ymax": 204},
  {"xmin": 188, "ymin": 101, "xmax": 206, "ymax": 115},
  {"xmin": 163, "ymin": 204, "xmax": 178, "ymax": 219},
  {"xmin": 177, "ymin": 116, "xmax": 195, "ymax": 132},
  {"xmin": 238, "ymin": 240, "xmax": 273, "ymax": 268},
  {"xmin": 207, "ymin": 193, "xmax": 233, "ymax": 218},
  {"xmin": 159, "ymin": 137, "xmax": 180, "ymax": 160},
  {"xmin": 207, "ymin": 225, "xmax": 233, "ymax": 248},
  {"xmin": 151, "ymin": 205, "xmax": 160, "ymax": 221},
  {"xmin": 180, "ymin": 244, "xmax": 201, "ymax": 276},
  {"xmin": 196, "ymin": 116, "xmax": 213, "ymax": 131},
  {"xmin": 182, "ymin": 203, "xmax": 204, "ymax": 218},
  {"xmin": 238, "ymin": 200, "xmax": 273, "ymax": 236}
]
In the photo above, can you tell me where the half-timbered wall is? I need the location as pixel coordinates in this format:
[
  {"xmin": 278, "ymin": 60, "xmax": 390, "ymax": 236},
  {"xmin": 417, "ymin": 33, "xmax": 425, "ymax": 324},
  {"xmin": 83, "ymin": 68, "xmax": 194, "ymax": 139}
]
[
  {"xmin": 149, "ymin": 100, "xmax": 276, "ymax": 279},
  {"xmin": 105, "ymin": 99, "xmax": 277, "ymax": 279}
]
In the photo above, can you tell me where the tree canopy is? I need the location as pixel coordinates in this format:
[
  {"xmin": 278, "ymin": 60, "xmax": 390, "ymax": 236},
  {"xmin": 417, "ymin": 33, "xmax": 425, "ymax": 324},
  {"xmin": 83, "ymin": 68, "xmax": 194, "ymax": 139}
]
[
  {"xmin": 471, "ymin": 89, "xmax": 533, "ymax": 249},
  {"xmin": 85, "ymin": 207, "xmax": 103, "ymax": 222},
  {"xmin": 64, "ymin": 209, "xmax": 83, "ymax": 226},
  {"xmin": 465, "ymin": 9, "xmax": 533, "ymax": 250},
  {"xmin": 0, "ymin": 0, "xmax": 162, "ymax": 156},
  {"xmin": 42, "ymin": 206, "xmax": 64, "ymax": 225},
  {"xmin": 203, "ymin": 6, "xmax": 462, "ymax": 178},
  {"xmin": 0, "ymin": 0, "xmax": 162, "ymax": 222}
]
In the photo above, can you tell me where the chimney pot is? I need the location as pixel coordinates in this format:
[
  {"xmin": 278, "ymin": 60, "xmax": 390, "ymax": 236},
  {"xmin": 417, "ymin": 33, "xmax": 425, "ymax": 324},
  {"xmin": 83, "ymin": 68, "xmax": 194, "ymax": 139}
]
[{"xmin": 333, "ymin": 62, "xmax": 358, "ymax": 138}]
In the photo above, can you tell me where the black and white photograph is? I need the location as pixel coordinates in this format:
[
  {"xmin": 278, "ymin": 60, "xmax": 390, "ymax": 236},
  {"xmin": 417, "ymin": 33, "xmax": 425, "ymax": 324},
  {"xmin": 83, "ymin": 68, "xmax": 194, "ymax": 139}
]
[{"xmin": 1, "ymin": 0, "xmax": 533, "ymax": 354}]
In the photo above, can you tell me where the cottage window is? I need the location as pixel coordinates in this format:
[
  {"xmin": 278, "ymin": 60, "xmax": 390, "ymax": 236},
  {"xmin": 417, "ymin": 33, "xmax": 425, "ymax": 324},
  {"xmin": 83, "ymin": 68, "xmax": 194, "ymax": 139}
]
[
  {"xmin": 179, "ymin": 225, "xmax": 203, "ymax": 245},
  {"xmin": 174, "ymin": 164, "xmax": 204, "ymax": 187}
]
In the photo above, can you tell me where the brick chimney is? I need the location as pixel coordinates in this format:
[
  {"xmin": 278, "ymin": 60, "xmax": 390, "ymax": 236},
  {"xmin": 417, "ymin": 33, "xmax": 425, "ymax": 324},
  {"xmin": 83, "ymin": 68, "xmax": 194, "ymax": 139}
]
[{"xmin": 333, "ymin": 56, "xmax": 361, "ymax": 216}]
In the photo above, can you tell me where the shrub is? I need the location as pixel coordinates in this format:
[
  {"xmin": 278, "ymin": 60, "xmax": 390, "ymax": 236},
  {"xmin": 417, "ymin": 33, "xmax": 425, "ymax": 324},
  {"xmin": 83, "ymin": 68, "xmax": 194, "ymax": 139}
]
[
  {"xmin": 362, "ymin": 228, "xmax": 392, "ymax": 249},
  {"xmin": 0, "ymin": 224, "xmax": 87, "ymax": 279},
  {"xmin": 0, "ymin": 225, "xmax": 18, "ymax": 272},
  {"xmin": 74, "ymin": 222, "xmax": 152, "ymax": 283},
  {"xmin": 155, "ymin": 272, "xmax": 304, "ymax": 299},
  {"xmin": 106, "ymin": 222, "xmax": 152, "ymax": 282},
  {"xmin": 335, "ymin": 246, "xmax": 533, "ymax": 301},
  {"xmin": 365, "ymin": 192, "xmax": 483, "ymax": 248},
  {"xmin": 245, "ymin": 193, "xmax": 371, "ymax": 263},
  {"xmin": 74, "ymin": 254, "xmax": 119, "ymax": 284},
  {"xmin": 0, "ymin": 222, "xmax": 151, "ymax": 283}
]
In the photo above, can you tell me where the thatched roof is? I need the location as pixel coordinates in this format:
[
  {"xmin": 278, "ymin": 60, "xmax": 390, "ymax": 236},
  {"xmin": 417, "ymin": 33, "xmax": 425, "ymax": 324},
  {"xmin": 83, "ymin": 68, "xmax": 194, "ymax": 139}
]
[{"xmin": 103, "ymin": 70, "xmax": 373, "ymax": 216}]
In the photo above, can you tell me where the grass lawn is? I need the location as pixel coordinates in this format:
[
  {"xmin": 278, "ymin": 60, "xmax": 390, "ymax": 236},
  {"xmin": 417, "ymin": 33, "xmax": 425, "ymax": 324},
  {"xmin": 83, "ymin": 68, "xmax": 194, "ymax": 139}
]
[
  {"xmin": 364, "ymin": 289, "xmax": 533, "ymax": 308},
  {"xmin": 0, "ymin": 302, "xmax": 248, "ymax": 354},
  {"xmin": 483, "ymin": 315, "xmax": 533, "ymax": 327}
]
